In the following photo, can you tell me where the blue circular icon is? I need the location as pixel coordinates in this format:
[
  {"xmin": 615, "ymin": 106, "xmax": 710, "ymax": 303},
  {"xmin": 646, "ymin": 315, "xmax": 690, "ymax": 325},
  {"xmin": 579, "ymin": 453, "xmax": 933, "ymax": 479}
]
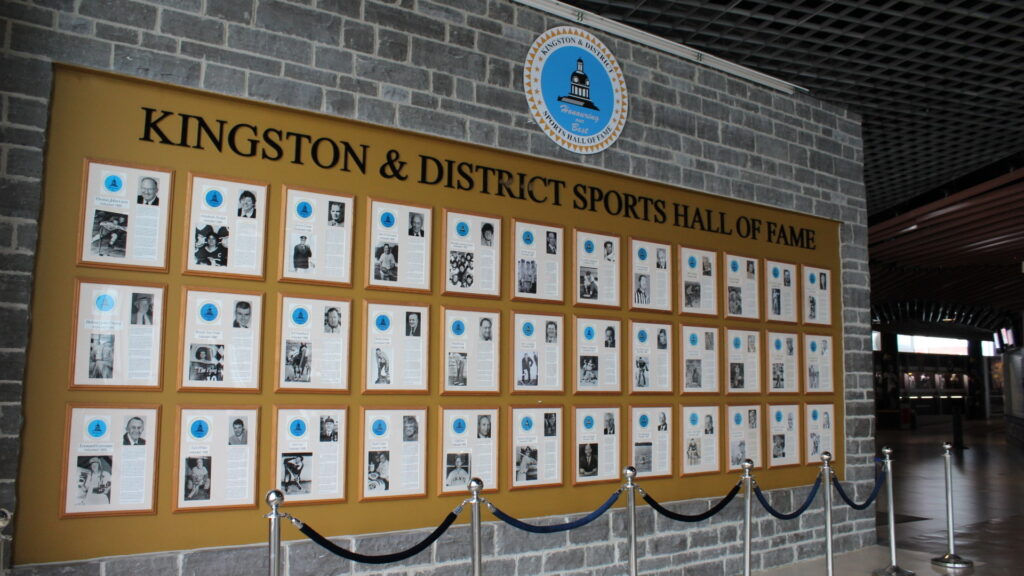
[
  {"xmin": 809, "ymin": 273, "xmax": 817, "ymax": 285},
  {"xmin": 289, "ymin": 418, "xmax": 307, "ymax": 437},
  {"xmin": 638, "ymin": 247, "xmax": 648, "ymax": 261},
  {"xmin": 453, "ymin": 418, "xmax": 467, "ymax": 434},
  {"xmin": 584, "ymin": 326, "xmax": 595, "ymax": 340},
  {"xmin": 638, "ymin": 330, "xmax": 648, "ymax": 343},
  {"xmin": 190, "ymin": 418, "xmax": 210, "ymax": 439},
  {"xmin": 689, "ymin": 333, "xmax": 698, "ymax": 346},
  {"xmin": 521, "ymin": 416, "xmax": 533, "ymax": 431},
  {"xmin": 583, "ymin": 416, "xmax": 594, "ymax": 429},
  {"xmin": 372, "ymin": 419, "xmax": 388, "ymax": 436},
  {"xmin": 812, "ymin": 410, "xmax": 819, "ymax": 421},
  {"xmin": 775, "ymin": 339, "xmax": 782, "ymax": 350},
  {"xmin": 731, "ymin": 260, "xmax": 739, "ymax": 272},
  {"xmin": 734, "ymin": 413, "xmax": 742, "ymax": 426},
  {"xmin": 773, "ymin": 267, "xmax": 780, "ymax": 278},
  {"xmin": 584, "ymin": 240, "xmax": 595, "ymax": 253},
  {"xmin": 811, "ymin": 341, "xmax": 818, "ymax": 353},
  {"xmin": 451, "ymin": 320, "xmax": 465, "ymax": 336},
  {"xmin": 523, "ymin": 231, "xmax": 534, "ymax": 245},
  {"xmin": 87, "ymin": 419, "xmax": 107, "ymax": 438},
  {"xmin": 95, "ymin": 294, "xmax": 115, "ymax": 312},
  {"xmin": 296, "ymin": 201, "xmax": 313, "ymax": 218},
  {"xmin": 639, "ymin": 414, "xmax": 649, "ymax": 428},
  {"xmin": 688, "ymin": 256, "xmax": 697, "ymax": 268},
  {"xmin": 775, "ymin": 411, "xmax": 783, "ymax": 422},
  {"xmin": 103, "ymin": 175, "xmax": 123, "ymax": 192},
  {"xmin": 205, "ymin": 189, "xmax": 224, "ymax": 208},
  {"xmin": 200, "ymin": 303, "xmax": 219, "ymax": 322},
  {"xmin": 292, "ymin": 307, "xmax": 309, "ymax": 325},
  {"xmin": 375, "ymin": 314, "xmax": 391, "ymax": 331},
  {"xmin": 456, "ymin": 222, "xmax": 469, "ymax": 237},
  {"xmin": 380, "ymin": 211, "xmax": 395, "ymax": 228},
  {"xmin": 522, "ymin": 322, "xmax": 534, "ymax": 337},
  {"xmin": 733, "ymin": 337, "xmax": 741, "ymax": 349},
  {"xmin": 690, "ymin": 414, "xmax": 699, "ymax": 426}
]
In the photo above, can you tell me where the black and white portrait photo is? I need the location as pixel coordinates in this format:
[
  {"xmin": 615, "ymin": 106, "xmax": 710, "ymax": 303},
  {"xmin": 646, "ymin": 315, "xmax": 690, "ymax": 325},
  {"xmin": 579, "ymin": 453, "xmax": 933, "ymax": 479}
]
[
  {"xmin": 88, "ymin": 334, "xmax": 115, "ymax": 379},
  {"xmin": 89, "ymin": 210, "xmax": 128, "ymax": 258},
  {"xmin": 579, "ymin": 267, "xmax": 599, "ymax": 300},
  {"xmin": 281, "ymin": 452, "xmax": 311, "ymax": 494},
  {"xmin": 373, "ymin": 242, "xmax": 398, "ymax": 282}
]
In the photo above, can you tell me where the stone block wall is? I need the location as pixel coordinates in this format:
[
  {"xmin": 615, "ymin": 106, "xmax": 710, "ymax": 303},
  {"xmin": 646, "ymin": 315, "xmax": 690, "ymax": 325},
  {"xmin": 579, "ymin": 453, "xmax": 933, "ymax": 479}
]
[{"xmin": 0, "ymin": 0, "xmax": 872, "ymax": 573}]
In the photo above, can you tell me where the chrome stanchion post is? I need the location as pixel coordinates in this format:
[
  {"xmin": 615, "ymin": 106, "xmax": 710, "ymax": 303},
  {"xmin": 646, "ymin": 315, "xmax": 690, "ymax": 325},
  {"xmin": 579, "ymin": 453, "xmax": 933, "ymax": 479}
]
[
  {"xmin": 932, "ymin": 442, "xmax": 973, "ymax": 568},
  {"xmin": 874, "ymin": 447, "xmax": 914, "ymax": 576},
  {"xmin": 0, "ymin": 508, "xmax": 12, "ymax": 576},
  {"xmin": 624, "ymin": 466, "xmax": 638, "ymax": 576},
  {"xmin": 821, "ymin": 452, "xmax": 834, "ymax": 576},
  {"xmin": 468, "ymin": 478, "xmax": 484, "ymax": 576},
  {"xmin": 741, "ymin": 459, "xmax": 753, "ymax": 576},
  {"xmin": 265, "ymin": 490, "xmax": 285, "ymax": 576}
]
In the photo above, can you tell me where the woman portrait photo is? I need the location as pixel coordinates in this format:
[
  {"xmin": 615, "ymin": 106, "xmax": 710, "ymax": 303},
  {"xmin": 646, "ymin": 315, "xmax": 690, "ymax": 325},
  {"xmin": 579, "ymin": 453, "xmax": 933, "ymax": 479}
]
[{"xmin": 76, "ymin": 456, "xmax": 112, "ymax": 505}]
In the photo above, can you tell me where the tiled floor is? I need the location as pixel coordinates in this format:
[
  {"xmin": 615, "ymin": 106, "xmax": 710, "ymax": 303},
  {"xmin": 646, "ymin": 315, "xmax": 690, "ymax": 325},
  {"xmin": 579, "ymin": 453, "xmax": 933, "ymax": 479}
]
[{"xmin": 759, "ymin": 417, "xmax": 1024, "ymax": 575}]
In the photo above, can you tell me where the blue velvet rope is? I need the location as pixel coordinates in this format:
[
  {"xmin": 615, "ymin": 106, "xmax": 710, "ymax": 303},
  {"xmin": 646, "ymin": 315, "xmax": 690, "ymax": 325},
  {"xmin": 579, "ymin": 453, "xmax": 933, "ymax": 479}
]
[
  {"xmin": 488, "ymin": 489, "xmax": 621, "ymax": 533},
  {"xmin": 753, "ymin": 476, "xmax": 821, "ymax": 520},
  {"xmin": 642, "ymin": 481, "xmax": 741, "ymax": 523},
  {"xmin": 832, "ymin": 469, "xmax": 886, "ymax": 511}
]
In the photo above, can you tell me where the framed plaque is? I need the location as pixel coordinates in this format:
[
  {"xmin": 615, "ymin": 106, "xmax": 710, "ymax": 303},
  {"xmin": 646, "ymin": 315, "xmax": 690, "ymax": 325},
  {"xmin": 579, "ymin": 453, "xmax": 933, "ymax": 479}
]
[
  {"xmin": 725, "ymin": 329, "xmax": 761, "ymax": 394},
  {"xmin": 802, "ymin": 266, "xmax": 833, "ymax": 325},
  {"xmin": 573, "ymin": 316, "xmax": 622, "ymax": 394},
  {"xmin": 279, "ymin": 186, "xmax": 354, "ymax": 286},
  {"xmin": 805, "ymin": 403, "xmax": 835, "ymax": 464},
  {"xmin": 629, "ymin": 321, "xmax": 673, "ymax": 394},
  {"xmin": 629, "ymin": 238, "xmax": 672, "ymax": 312},
  {"xmin": 363, "ymin": 302, "xmax": 429, "ymax": 393},
  {"xmin": 443, "ymin": 209, "xmax": 501, "ymax": 298},
  {"xmin": 276, "ymin": 295, "xmax": 351, "ymax": 392},
  {"xmin": 174, "ymin": 407, "xmax": 259, "ymax": 511},
  {"xmin": 726, "ymin": 404, "xmax": 762, "ymax": 471},
  {"xmin": 77, "ymin": 159, "xmax": 174, "ymax": 271},
  {"xmin": 767, "ymin": 404, "xmax": 801, "ymax": 468},
  {"xmin": 573, "ymin": 229, "xmax": 620, "ymax": 308},
  {"xmin": 438, "ymin": 407, "xmax": 499, "ymax": 495},
  {"xmin": 179, "ymin": 288, "xmax": 263, "ymax": 392},
  {"xmin": 511, "ymin": 312, "xmax": 564, "ymax": 393},
  {"xmin": 61, "ymin": 404, "xmax": 160, "ymax": 517},
  {"xmin": 679, "ymin": 247, "xmax": 718, "ymax": 316},
  {"xmin": 680, "ymin": 404, "xmax": 720, "ymax": 476},
  {"xmin": 511, "ymin": 219, "xmax": 564, "ymax": 303},
  {"xmin": 766, "ymin": 331, "xmax": 800, "ymax": 394},
  {"xmin": 71, "ymin": 279, "xmax": 166, "ymax": 390},
  {"xmin": 509, "ymin": 406, "xmax": 562, "ymax": 489},
  {"xmin": 804, "ymin": 334, "xmax": 834, "ymax": 393},
  {"xmin": 361, "ymin": 408, "xmax": 427, "ymax": 501},
  {"xmin": 629, "ymin": 405, "xmax": 672, "ymax": 479},
  {"xmin": 273, "ymin": 406, "xmax": 347, "ymax": 504},
  {"xmin": 184, "ymin": 174, "xmax": 268, "ymax": 279},
  {"xmin": 442, "ymin": 307, "xmax": 500, "ymax": 394},
  {"xmin": 573, "ymin": 406, "xmax": 620, "ymax": 485},
  {"xmin": 366, "ymin": 199, "xmax": 432, "ymax": 293},
  {"xmin": 723, "ymin": 253, "xmax": 760, "ymax": 320},
  {"xmin": 764, "ymin": 260, "xmax": 798, "ymax": 323},
  {"xmin": 680, "ymin": 325, "xmax": 719, "ymax": 394}
]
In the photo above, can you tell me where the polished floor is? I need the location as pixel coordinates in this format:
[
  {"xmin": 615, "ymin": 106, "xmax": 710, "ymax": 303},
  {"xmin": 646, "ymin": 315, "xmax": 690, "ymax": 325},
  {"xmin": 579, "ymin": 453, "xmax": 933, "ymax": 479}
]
[{"xmin": 761, "ymin": 417, "xmax": 1024, "ymax": 575}]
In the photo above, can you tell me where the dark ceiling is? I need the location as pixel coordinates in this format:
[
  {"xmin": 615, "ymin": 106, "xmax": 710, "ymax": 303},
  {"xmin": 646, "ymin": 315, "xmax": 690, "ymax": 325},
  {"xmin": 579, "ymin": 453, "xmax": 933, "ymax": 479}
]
[{"xmin": 559, "ymin": 0, "xmax": 1024, "ymax": 335}]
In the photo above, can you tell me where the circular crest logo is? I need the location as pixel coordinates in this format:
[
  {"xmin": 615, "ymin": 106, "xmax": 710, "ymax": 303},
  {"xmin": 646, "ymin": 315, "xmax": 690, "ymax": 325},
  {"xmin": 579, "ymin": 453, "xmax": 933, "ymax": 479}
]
[
  {"xmin": 773, "ymin": 267, "xmax": 780, "ymax": 278},
  {"xmin": 379, "ymin": 211, "xmax": 396, "ymax": 228},
  {"xmin": 87, "ymin": 418, "xmax": 108, "ymax": 438},
  {"xmin": 522, "ymin": 230, "xmax": 534, "ymax": 245},
  {"xmin": 289, "ymin": 418, "xmax": 307, "ymax": 438},
  {"xmin": 810, "ymin": 341, "xmax": 818, "ymax": 353},
  {"xmin": 296, "ymin": 201, "xmax": 313, "ymax": 219},
  {"xmin": 734, "ymin": 413, "xmax": 743, "ymax": 426},
  {"xmin": 456, "ymin": 221, "xmax": 470, "ymax": 237},
  {"xmin": 809, "ymin": 273, "xmax": 817, "ymax": 285},
  {"xmin": 103, "ymin": 174, "xmax": 123, "ymax": 192},
  {"xmin": 375, "ymin": 314, "xmax": 391, "ymax": 332},
  {"xmin": 583, "ymin": 416, "xmax": 594, "ymax": 429},
  {"xmin": 521, "ymin": 416, "xmax": 534, "ymax": 432},
  {"xmin": 453, "ymin": 418, "xmax": 467, "ymax": 434},
  {"xmin": 524, "ymin": 27, "xmax": 628, "ymax": 154},
  {"xmin": 638, "ymin": 248, "xmax": 648, "ymax": 261},
  {"xmin": 812, "ymin": 410, "xmax": 819, "ymax": 421},
  {"xmin": 95, "ymin": 294, "xmax": 116, "ymax": 312},
  {"xmin": 372, "ymin": 419, "xmax": 388, "ymax": 436},
  {"xmin": 688, "ymin": 256, "xmax": 697, "ymax": 269},
  {"xmin": 639, "ymin": 414, "xmax": 649, "ymax": 428},
  {"xmin": 292, "ymin": 307, "xmax": 309, "ymax": 326},
  {"xmin": 637, "ymin": 330, "xmax": 647, "ymax": 343},
  {"xmin": 451, "ymin": 320, "xmax": 465, "ymax": 336},
  {"xmin": 689, "ymin": 334, "xmax": 698, "ymax": 346},
  {"xmin": 689, "ymin": 414, "xmax": 699, "ymax": 426},
  {"xmin": 190, "ymin": 418, "xmax": 211, "ymax": 440},
  {"xmin": 522, "ymin": 322, "xmax": 534, "ymax": 337},
  {"xmin": 775, "ymin": 411, "xmax": 783, "ymax": 422},
  {"xmin": 775, "ymin": 338, "xmax": 782, "ymax": 350}
]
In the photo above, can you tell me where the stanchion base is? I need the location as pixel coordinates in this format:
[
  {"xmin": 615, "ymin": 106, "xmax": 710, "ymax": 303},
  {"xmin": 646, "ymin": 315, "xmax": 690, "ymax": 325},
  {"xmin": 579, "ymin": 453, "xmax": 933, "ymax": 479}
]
[
  {"xmin": 931, "ymin": 553, "xmax": 973, "ymax": 569},
  {"xmin": 873, "ymin": 564, "xmax": 915, "ymax": 576}
]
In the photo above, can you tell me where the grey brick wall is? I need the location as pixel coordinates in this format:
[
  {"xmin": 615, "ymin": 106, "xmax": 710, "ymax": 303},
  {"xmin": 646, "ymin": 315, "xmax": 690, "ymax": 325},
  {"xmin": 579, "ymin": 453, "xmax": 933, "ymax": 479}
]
[{"xmin": 0, "ymin": 0, "xmax": 872, "ymax": 573}]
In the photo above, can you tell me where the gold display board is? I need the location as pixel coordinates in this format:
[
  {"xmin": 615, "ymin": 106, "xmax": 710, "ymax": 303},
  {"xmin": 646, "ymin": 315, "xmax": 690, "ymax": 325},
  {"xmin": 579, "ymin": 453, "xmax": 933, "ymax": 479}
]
[{"xmin": 18, "ymin": 66, "xmax": 844, "ymax": 564}]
